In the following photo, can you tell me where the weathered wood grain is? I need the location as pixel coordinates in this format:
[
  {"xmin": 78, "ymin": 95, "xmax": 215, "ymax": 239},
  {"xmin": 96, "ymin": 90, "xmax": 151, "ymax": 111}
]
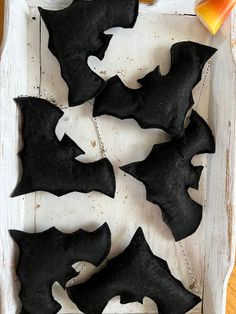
[
  {"xmin": 0, "ymin": 1, "xmax": 28, "ymax": 313},
  {"xmin": 0, "ymin": 0, "xmax": 3, "ymax": 45},
  {"xmin": 202, "ymin": 15, "xmax": 236, "ymax": 313}
]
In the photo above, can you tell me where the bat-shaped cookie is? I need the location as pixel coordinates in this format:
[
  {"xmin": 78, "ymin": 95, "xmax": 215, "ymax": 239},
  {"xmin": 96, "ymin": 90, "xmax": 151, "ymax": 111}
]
[
  {"xmin": 39, "ymin": 0, "xmax": 139, "ymax": 106},
  {"xmin": 93, "ymin": 41, "xmax": 217, "ymax": 136},
  {"xmin": 10, "ymin": 223, "xmax": 111, "ymax": 314},
  {"xmin": 121, "ymin": 111, "xmax": 215, "ymax": 241},
  {"xmin": 12, "ymin": 97, "xmax": 115, "ymax": 198},
  {"xmin": 67, "ymin": 227, "xmax": 201, "ymax": 314}
]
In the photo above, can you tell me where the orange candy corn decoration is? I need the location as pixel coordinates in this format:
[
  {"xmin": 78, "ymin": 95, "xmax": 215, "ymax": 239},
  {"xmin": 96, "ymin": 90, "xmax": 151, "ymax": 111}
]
[
  {"xmin": 196, "ymin": 0, "xmax": 236, "ymax": 35},
  {"xmin": 140, "ymin": 0, "xmax": 155, "ymax": 4}
]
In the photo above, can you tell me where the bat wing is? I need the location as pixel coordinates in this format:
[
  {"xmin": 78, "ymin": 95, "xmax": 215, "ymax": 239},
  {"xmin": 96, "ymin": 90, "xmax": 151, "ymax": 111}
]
[
  {"xmin": 67, "ymin": 228, "xmax": 201, "ymax": 314},
  {"xmin": 10, "ymin": 223, "xmax": 111, "ymax": 314},
  {"xmin": 39, "ymin": 0, "xmax": 138, "ymax": 106},
  {"xmin": 93, "ymin": 42, "xmax": 216, "ymax": 136},
  {"xmin": 12, "ymin": 97, "xmax": 115, "ymax": 198},
  {"xmin": 120, "ymin": 160, "xmax": 139, "ymax": 179}
]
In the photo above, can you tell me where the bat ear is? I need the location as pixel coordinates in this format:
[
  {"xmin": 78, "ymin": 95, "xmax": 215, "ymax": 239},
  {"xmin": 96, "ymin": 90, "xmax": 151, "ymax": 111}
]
[
  {"xmin": 94, "ymin": 222, "xmax": 111, "ymax": 238},
  {"xmin": 14, "ymin": 97, "xmax": 30, "ymax": 111},
  {"xmin": 9, "ymin": 230, "xmax": 25, "ymax": 245},
  {"xmin": 120, "ymin": 162, "xmax": 139, "ymax": 179},
  {"xmin": 38, "ymin": 7, "xmax": 52, "ymax": 24},
  {"xmin": 89, "ymin": 222, "xmax": 111, "ymax": 265},
  {"xmin": 133, "ymin": 227, "xmax": 145, "ymax": 240},
  {"xmin": 88, "ymin": 222, "xmax": 111, "ymax": 249},
  {"xmin": 131, "ymin": 227, "xmax": 152, "ymax": 252},
  {"xmin": 92, "ymin": 34, "xmax": 113, "ymax": 60},
  {"xmin": 195, "ymin": 43, "xmax": 217, "ymax": 68},
  {"xmin": 11, "ymin": 176, "xmax": 33, "ymax": 198},
  {"xmin": 11, "ymin": 184, "xmax": 25, "ymax": 198},
  {"xmin": 171, "ymin": 41, "xmax": 217, "ymax": 69},
  {"xmin": 190, "ymin": 110, "xmax": 215, "ymax": 153},
  {"xmin": 137, "ymin": 66, "xmax": 161, "ymax": 86}
]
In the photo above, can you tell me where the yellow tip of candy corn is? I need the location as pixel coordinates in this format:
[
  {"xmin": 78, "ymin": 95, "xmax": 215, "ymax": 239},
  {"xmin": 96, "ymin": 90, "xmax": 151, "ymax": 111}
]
[{"xmin": 195, "ymin": 0, "xmax": 236, "ymax": 35}]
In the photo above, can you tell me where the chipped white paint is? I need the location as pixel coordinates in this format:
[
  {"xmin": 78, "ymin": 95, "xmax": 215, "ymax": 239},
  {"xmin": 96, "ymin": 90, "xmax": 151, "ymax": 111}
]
[
  {"xmin": 203, "ymin": 10, "xmax": 236, "ymax": 313},
  {"xmin": 0, "ymin": 1, "xmax": 28, "ymax": 313},
  {"xmin": 0, "ymin": 1, "xmax": 235, "ymax": 314},
  {"xmin": 25, "ymin": 0, "xmax": 196, "ymax": 15},
  {"xmin": 231, "ymin": 8, "xmax": 236, "ymax": 65}
]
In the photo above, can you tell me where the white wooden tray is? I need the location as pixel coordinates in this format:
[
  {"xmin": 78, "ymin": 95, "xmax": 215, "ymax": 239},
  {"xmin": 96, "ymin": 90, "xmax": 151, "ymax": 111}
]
[{"xmin": 0, "ymin": 1, "xmax": 236, "ymax": 313}]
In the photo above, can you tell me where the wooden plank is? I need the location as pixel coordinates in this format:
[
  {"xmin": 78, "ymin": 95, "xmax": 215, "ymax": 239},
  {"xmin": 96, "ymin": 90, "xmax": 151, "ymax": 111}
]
[
  {"xmin": 23, "ymin": 7, "xmax": 41, "ymax": 233},
  {"xmin": 231, "ymin": 8, "xmax": 236, "ymax": 65},
  {"xmin": 140, "ymin": 0, "xmax": 195, "ymax": 14},
  {"xmin": 26, "ymin": 0, "xmax": 196, "ymax": 14},
  {"xmin": 0, "ymin": 0, "xmax": 29, "ymax": 313},
  {"xmin": 203, "ymin": 15, "xmax": 236, "ymax": 314},
  {"xmin": 26, "ymin": 0, "xmax": 73, "ymax": 10},
  {"xmin": 0, "ymin": 0, "xmax": 3, "ymax": 45}
]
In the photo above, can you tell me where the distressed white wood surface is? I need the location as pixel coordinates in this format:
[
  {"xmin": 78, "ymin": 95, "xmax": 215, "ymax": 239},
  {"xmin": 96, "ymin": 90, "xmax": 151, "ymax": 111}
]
[
  {"xmin": 231, "ymin": 8, "xmax": 236, "ymax": 65},
  {"xmin": 25, "ymin": 0, "xmax": 196, "ymax": 15},
  {"xmin": 0, "ymin": 1, "xmax": 235, "ymax": 314},
  {"xmin": 203, "ymin": 14, "xmax": 236, "ymax": 314},
  {"xmin": 0, "ymin": 1, "xmax": 28, "ymax": 313}
]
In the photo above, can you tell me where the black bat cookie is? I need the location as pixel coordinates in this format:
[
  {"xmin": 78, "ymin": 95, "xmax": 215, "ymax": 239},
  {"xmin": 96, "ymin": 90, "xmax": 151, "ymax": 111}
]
[
  {"xmin": 39, "ymin": 0, "xmax": 139, "ymax": 106},
  {"xmin": 10, "ymin": 223, "xmax": 111, "ymax": 314},
  {"xmin": 67, "ymin": 227, "xmax": 201, "ymax": 314},
  {"xmin": 12, "ymin": 97, "xmax": 115, "ymax": 198},
  {"xmin": 93, "ymin": 41, "xmax": 217, "ymax": 136},
  {"xmin": 121, "ymin": 111, "xmax": 215, "ymax": 241}
]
